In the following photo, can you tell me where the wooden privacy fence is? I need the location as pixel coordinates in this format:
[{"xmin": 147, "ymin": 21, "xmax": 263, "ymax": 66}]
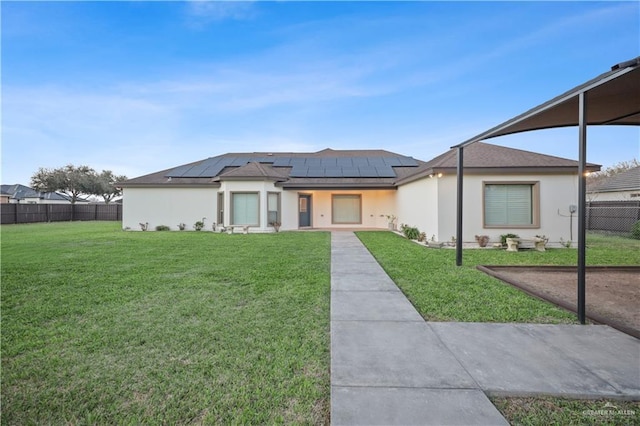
[
  {"xmin": 586, "ymin": 201, "xmax": 640, "ymax": 234},
  {"xmin": 1, "ymin": 204, "xmax": 122, "ymax": 225}
]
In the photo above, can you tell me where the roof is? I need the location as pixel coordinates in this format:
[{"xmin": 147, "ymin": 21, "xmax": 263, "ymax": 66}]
[
  {"xmin": 588, "ymin": 166, "xmax": 640, "ymax": 193},
  {"xmin": 396, "ymin": 142, "xmax": 600, "ymax": 185},
  {"xmin": 0, "ymin": 184, "xmax": 75, "ymax": 202},
  {"xmin": 454, "ymin": 57, "xmax": 640, "ymax": 148},
  {"xmin": 120, "ymin": 145, "xmax": 596, "ymax": 189}
]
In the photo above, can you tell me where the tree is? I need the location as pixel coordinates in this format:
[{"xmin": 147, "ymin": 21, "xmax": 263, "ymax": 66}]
[
  {"xmin": 94, "ymin": 170, "xmax": 128, "ymax": 204},
  {"xmin": 31, "ymin": 164, "xmax": 97, "ymax": 204}
]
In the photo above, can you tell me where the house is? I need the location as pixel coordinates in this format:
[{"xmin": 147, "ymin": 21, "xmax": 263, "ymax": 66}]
[
  {"xmin": 119, "ymin": 143, "xmax": 600, "ymax": 244},
  {"xmin": 0, "ymin": 184, "xmax": 90, "ymax": 204},
  {"xmin": 587, "ymin": 166, "xmax": 640, "ymax": 201}
]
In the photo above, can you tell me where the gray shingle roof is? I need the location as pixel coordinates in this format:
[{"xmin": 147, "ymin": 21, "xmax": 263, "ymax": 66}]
[
  {"xmin": 119, "ymin": 144, "xmax": 599, "ymax": 188},
  {"xmin": 0, "ymin": 184, "xmax": 74, "ymax": 201},
  {"xmin": 589, "ymin": 166, "xmax": 640, "ymax": 192}
]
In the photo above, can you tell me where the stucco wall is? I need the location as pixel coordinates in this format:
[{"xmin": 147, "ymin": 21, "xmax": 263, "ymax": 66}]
[
  {"xmin": 123, "ymin": 187, "xmax": 218, "ymax": 231},
  {"xmin": 446, "ymin": 173, "xmax": 579, "ymax": 244},
  {"xmin": 395, "ymin": 173, "xmax": 579, "ymax": 244},
  {"xmin": 280, "ymin": 189, "xmax": 396, "ymax": 229},
  {"xmin": 218, "ymin": 181, "xmax": 284, "ymax": 232},
  {"xmin": 396, "ymin": 176, "xmax": 440, "ymax": 238}
]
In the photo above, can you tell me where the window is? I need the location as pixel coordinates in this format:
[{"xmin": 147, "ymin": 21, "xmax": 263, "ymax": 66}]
[
  {"xmin": 231, "ymin": 192, "xmax": 259, "ymax": 226},
  {"xmin": 217, "ymin": 192, "xmax": 224, "ymax": 224},
  {"xmin": 332, "ymin": 194, "xmax": 362, "ymax": 224},
  {"xmin": 484, "ymin": 182, "xmax": 539, "ymax": 228},
  {"xmin": 267, "ymin": 192, "xmax": 280, "ymax": 224}
]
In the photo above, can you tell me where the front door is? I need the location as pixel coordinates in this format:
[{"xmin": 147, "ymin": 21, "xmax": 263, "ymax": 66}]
[{"xmin": 299, "ymin": 194, "xmax": 312, "ymax": 227}]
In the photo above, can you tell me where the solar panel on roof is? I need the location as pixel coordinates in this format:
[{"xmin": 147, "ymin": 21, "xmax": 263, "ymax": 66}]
[
  {"xmin": 273, "ymin": 157, "xmax": 292, "ymax": 167},
  {"xmin": 352, "ymin": 157, "xmax": 369, "ymax": 166},
  {"xmin": 201, "ymin": 164, "xmax": 226, "ymax": 177},
  {"xmin": 375, "ymin": 166, "xmax": 396, "ymax": 177},
  {"xmin": 307, "ymin": 167, "xmax": 324, "ymax": 177},
  {"xmin": 324, "ymin": 167, "xmax": 343, "ymax": 177},
  {"xmin": 367, "ymin": 157, "xmax": 386, "ymax": 166},
  {"xmin": 290, "ymin": 158, "xmax": 306, "ymax": 166},
  {"xmin": 358, "ymin": 166, "xmax": 378, "ymax": 177},
  {"xmin": 342, "ymin": 167, "xmax": 360, "ymax": 177},
  {"xmin": 305, "ymin": 158, "xmax": 322, "ymax": 167},
  {"xmin": 337, "ymin": 158, "xmax": 353, "ymax": 167},
  {"xmin": 165, "ymin": 165, "xmax": 193, "ymax": 177},
  {"xmin": 321, "ymin": 158, "xmax": 337, "ymax": 167},
  {"xmin": 228, "ymin": 157, "xmax": 249, "ymax": 167},
  {"xmin": 382, "ymin": 157, "xmax": 401, "ymax": 166},
  {"xmin": 398, "ymin": 156, "xmax": 419, "ymax": 166},
  {"xmin": 289, "ymin": 166, "xmax": 307, "ymax": 177}
]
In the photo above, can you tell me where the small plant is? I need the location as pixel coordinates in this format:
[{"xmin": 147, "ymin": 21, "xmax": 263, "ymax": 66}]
[
  {"xmin": 500, "ymin": 233, "xmax": 519, "ymax": 246},
  {"xmin": 418, "ymin": 232, "xmax": 427, "ymax": 242},
  {"xmin": 400, "ymin": 224, "xmax": 420, "ymax": 240},
  {"xmin": 193, "ymin": 218, "xmax": 206, "ymax": 231},
  {"xmin": 559, "ymin": 237, "xmax": 572, "ymax": 248},
  {"xmin": 177, "ymin": 223, "xmax": 186, "ymax": 231},
  {"xmin": 269, "ymin": 221, "xmax": 281, "ymax": 232},
  {"xmin": 631, "ymin": 220, "xmax": 640, "ymax": 240},
  {"xmin": 155, "ymin": 225, "xmax": 171, "ymax": 231},
  {"xmin": 475, "ymin": 235, "xmax": 490, "ymax": 247},
  {"xmin": 139, "ymin": 222, "xmax": 149, "ymax": 231}
]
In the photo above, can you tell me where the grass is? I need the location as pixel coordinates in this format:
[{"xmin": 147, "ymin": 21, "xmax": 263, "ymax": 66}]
[
  {"xmin": 491, "ymin": 397, "xmax": 640, "ymax": 425},
  {"xmin": 355, "ymin": 231, "xmax": 640, "ymax": 323},
  {"xmin": 1, "ymin": 222, "xmax": 331, "ymax": 425},
  {"xmin": 357, "ymin": 231, "xmax": 640, "ymax": 423}
]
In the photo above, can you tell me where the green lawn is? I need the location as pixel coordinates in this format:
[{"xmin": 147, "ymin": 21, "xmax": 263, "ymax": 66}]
[
  {"xmin": 1, "ymin": 222, "xmax": 330, "ymax": 425},
  {"xmin": 355, "ymin": 231, "xmax": 640, "ymax": 323}
]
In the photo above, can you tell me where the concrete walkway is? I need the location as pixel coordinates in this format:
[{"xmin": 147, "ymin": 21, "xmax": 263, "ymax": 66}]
[{"xmin": 330, "ymin": 231, "xmax": 640, "ymax": 426}]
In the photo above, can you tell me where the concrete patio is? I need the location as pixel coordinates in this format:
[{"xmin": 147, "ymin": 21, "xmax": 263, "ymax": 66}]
[{"xmin": 330, "ymin": 231, "xmax": 640, "ymax": 425}]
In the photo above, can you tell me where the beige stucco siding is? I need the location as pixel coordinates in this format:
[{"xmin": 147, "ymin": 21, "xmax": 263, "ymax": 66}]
[
  {"xmin": 396, "ymin": 176, "xmax": 439, "ymax": 238},
  {"xmin": 451, "ymin": 173, "xmax": 578, "ymax": 244},
  {"xmin": 281, "ymin": 189, "xmax": 396, "ymax": 229},
  {"xmin": 395, "ymin": 173, "xmax": 579, "ymax": 244},
  {"xmin": 123, "ymin": 187, "xmax": 218, "ymax": 231}
]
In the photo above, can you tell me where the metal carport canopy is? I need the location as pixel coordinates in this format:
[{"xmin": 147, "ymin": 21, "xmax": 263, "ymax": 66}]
[{"xmin": 451, "ymin": 56, "xmax": 640, "ymax": 324}]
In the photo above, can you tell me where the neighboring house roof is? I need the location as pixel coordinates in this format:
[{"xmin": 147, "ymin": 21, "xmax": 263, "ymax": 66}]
[
  {"xmin": 1, "ymin": 184, "xmax": 40, "ymax": 199},
  {"xmin": 119, "ymin": 144, "xmax": 600, "ymax": 189},
  {"xmin": 0, "ymin": 184, "xmax": 83, "ymax": 202},
  {"xmin": 588, "ymin": 166, "xmax": 640, "ymax": 193}
]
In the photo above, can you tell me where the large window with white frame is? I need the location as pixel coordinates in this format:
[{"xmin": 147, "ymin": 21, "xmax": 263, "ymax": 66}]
[
  {"xmin": 231, "ymin": 192, "xmax": 259, "ymax": 226},
  {"xmin": 483, "ymin": 181, "xmax": 539, "ymax": 228},
  {"xmin": 332, "ymin": 194, "xmax": 362, "ymax": 224}
]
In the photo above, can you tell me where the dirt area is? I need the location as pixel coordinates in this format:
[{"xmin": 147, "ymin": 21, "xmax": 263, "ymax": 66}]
[{"xmin": 479, "ymin": 266, "xmax": 640, "ymax": 338}]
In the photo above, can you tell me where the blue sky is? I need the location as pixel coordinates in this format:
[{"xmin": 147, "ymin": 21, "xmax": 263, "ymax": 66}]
[{"xmin": 2, "ymin": 1, "xmax": 639, "ymax": 184}]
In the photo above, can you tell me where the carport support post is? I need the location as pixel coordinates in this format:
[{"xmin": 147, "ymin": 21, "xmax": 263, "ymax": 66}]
[
  {"xmin": 456, "ymin": 146, "xmax": 464, "ymax": 266},
  {"xmin": 577, "ymin": 92, "xmax": 587, "ymax": 325}
]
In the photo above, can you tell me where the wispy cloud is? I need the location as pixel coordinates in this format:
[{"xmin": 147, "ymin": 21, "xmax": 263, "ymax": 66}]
[{"xmin": 184, "ymin": 0, "xmax": 256, "ymax": 27}]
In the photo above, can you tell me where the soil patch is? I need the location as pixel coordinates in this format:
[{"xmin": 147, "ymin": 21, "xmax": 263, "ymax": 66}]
[{"xmin": 479, "ymin": 266, "xmax": 640, "ymax": 338}]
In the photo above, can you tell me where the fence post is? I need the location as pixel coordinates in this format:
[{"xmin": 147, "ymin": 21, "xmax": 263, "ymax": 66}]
[{"xmin": 95, "ymin": 204, "xmax": 98, "ymax": 221}]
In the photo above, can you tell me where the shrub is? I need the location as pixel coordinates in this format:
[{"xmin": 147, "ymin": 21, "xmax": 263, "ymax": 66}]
[
  {"xmin": 401, "ymin": 224, "xmax": 420, "ymax": 240},
  {"xmin": 631, "ymin": 220, "xmax": 640, "ymax": 240},
  {"xmin": 177, "ymin": 223, "xmax": 186, "ymax": 231},
  {"xmin": 155, "ymin": 225, "xmax": 171, "ymax": 231},
  {"xmin": 500, "ymin": 233, "xmax": 519, "ymax": 246},
  {"xmin": 193, "ymin": 220, "xmax": 205, "ymax": 231}
]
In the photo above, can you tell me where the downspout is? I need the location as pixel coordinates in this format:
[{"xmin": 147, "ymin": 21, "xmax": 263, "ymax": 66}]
[
  {"xmin": 577, "ymin": 92, "xmax": 587, "ymax": 324},
  {"xmin": 456, "ymin": 146, "xmax": 464, "ymax": 266}
]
